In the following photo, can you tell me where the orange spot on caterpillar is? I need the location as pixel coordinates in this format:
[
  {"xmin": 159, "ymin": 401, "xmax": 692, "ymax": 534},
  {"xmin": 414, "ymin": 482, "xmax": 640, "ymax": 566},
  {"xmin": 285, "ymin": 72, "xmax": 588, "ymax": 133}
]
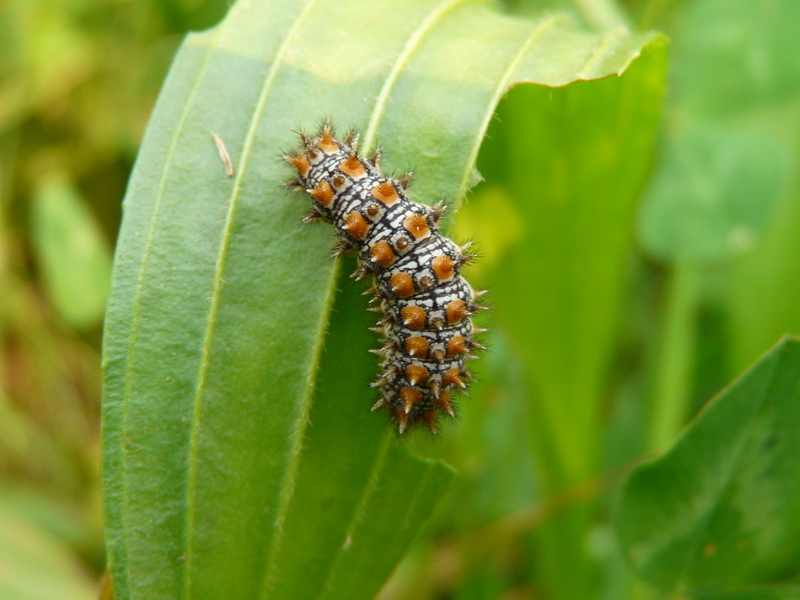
[
  {"xmin": 285, "ymin": 153, "xmax": 309, "ymax": 176},
  {"xmin": 432, "ymin": 254, "xmax": 455, "ymax": 281},
  {"xmin": 340, "ymin": 156, "xmax": 366, "ymax": 179},
  {"xmin": 400, "ymin": 305, "xmax": 426, "ymax": 329},
  {"xmin": 342, "ymin": 211, "xmax": 368, "ymax": 240},
  {"xmin": 444, "ymin": 367, "xmax": 465, "ymax": 389},
  {"xmin": 405, "ymin": 364, "xmax": 429, "ymax": 385},
  {"xmin": 310, "ymin": 180, "xmax": 334, "ymax": 207},
  {"xmin": 372, "ymin": 181, "xmax": 399, "ymax": 205},
  {"xmin": 403, "ymin": 214, "xmax": 429, "ymax": 239},
  {"xmin": 445, "ymin": 299, "xmax": 468, "ymax": 325},
  {"xmin": 318, "ymin": 129, "xmax": 339, "ymax": 153},
  {"xmin": 436, "ymin": 391, "xmax": 455, "ymax": 417},
  {"xmin": 369, "ymin": 241, "xmax": 396, "ymax": 267},
  {"xmin": 400, "ymin": 387, "xmax": 422, "ymax": 413},
  {"xmin": 389, "ymin": 272, "xmax": 415, "ymax": 297},
  {"xmin": 405, "ymin": 336, "xmax": 429, "ymax": 358},
  {"xmin": 447, "ymin": 335, "xmax": 467, "ymax": 356}
]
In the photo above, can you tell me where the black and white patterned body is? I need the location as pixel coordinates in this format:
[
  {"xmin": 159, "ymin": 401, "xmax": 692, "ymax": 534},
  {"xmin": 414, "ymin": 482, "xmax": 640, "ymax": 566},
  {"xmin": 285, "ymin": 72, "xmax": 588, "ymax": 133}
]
[{"xmin": 284, "ymin": 123, "xmax": 485, "ymax": 433}]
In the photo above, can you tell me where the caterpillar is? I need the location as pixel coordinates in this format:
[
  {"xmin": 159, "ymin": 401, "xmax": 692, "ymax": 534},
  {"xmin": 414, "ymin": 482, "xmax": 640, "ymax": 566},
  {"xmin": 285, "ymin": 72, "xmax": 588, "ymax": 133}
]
[{"xmin": 284, "ymin": 122, "xmax": 486, "ymax": 434}]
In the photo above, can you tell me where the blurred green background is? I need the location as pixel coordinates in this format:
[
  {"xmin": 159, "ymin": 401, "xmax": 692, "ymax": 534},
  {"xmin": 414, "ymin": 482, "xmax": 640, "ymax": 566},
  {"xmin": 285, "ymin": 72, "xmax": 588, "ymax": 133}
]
[
  {"xmin": 1, "ymin": 0, "xmax": 799, "ymax": 598},
  {"xmin": 0, "ymin": 0, "xmax": 228, "ymax": 597}
]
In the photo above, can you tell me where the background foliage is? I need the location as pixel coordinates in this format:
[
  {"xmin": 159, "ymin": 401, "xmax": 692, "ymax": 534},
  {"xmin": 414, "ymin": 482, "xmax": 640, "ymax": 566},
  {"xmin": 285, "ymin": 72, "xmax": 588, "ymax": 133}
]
[{"xmin": 1, "ymin": 0, "xmax": 799, "ymax": 599}]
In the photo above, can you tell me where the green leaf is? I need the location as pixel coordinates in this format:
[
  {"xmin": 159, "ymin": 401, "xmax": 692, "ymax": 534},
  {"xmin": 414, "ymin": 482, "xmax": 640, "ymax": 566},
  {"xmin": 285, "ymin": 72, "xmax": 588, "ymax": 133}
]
[
  {"xmin": 31, "ymin": 178, "xmax": 112, "ymax": 329},
  {"xmin": 0, "ymin": 500, "xmax": 95, "ymax": 600},
  {"xmin": 617, "ymin": 336, "xmax": 800, "ymax": 593},
  {"xmin": 101, "ymin": 1, "xmax": 660, "ymax": 598}
]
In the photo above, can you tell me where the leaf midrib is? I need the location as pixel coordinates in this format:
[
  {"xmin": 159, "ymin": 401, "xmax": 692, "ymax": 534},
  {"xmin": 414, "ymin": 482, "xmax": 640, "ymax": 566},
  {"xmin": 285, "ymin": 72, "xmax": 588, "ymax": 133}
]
[
  {"xmin": 361, "ymin": 0, "xmax": 480, "ymax": 152},
  {"xmin": 313, "ymin": 432, "xmax": 393, "ymax": 599}
]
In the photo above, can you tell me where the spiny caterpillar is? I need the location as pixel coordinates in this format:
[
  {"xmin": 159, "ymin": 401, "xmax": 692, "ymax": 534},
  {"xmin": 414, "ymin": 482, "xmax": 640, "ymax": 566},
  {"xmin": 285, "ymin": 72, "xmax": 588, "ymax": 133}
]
[{"xmin": 284, "ymin": 122, "xmax": 486, "ymax": 434}]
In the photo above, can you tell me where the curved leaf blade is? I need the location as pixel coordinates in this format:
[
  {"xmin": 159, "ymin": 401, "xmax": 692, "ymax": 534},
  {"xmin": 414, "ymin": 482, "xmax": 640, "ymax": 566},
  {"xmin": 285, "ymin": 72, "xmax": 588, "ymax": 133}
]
[
  {"xmin": 617, "ymin": 336, "xmax": 800, "ymax": 592},
  {"xmin": 101, "ymin": 1, "xmax": 660, "ymax": 599}
]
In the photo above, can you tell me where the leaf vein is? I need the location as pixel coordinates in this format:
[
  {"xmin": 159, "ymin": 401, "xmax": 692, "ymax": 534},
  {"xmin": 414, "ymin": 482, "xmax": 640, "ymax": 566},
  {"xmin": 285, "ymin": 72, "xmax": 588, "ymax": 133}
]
[
  {"xmin": 455, "ymin": 14, "xmax": 567, "ymax": 209},
  {"xmin": 314, "ymin": 433, "xmax": 393, "ymax": 599},
  {"xmin": 115, "ymin": 22, "xmax": 227, "ymax": 594},
  {"xmin": 362, "ymin": 0, "xmax": 478, "ymax": 152},
  {"xmin": 181, "ymin": 1, "xmax": 325, "ymax": 597},
  {"xmin": 577, "ymin": 27, "xmax": 625, "ymax": 80}
]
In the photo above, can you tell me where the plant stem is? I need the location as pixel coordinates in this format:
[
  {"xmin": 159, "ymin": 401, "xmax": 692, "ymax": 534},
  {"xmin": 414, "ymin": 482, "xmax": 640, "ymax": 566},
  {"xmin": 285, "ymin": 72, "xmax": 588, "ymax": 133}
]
[
  {"xmin": 647, "ymin": 260, "xmax": 700, "ymax": 453},
  {"xmin": 572, "ymin": 0, "xmax": 629, "ymax": 30}
]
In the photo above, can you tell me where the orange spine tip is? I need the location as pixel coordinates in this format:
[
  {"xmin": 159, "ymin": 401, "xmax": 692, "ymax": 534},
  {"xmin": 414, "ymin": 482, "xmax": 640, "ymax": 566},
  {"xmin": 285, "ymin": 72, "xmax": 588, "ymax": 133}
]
[
  {"xmin": 403, "ymin": 214, "xmax": 429, "ymax": 239},
  {"xmin": 342, "ymin": 211, "xmax": 368, "ymax": 240},
  {"xmin": 436, "ymin": 391, "xmax": 455, "ymax": 417},
  {"xmin": 431, "ymin": 254, "xmax": 455, "ymax": 281},
  {"xmin": 396, "ymin": 409, "xmax": 411, "ymax": 434},
  {"xmin": 398, "ymin": 171, "xmax": 413, "ymax": 189},
  {"xmin": 423, "ymin": 410, "xmax": 438, "ymax": 433},
  {"xmin": 405, "ymin": 336, "xmax": 430, "ymax": 358},
  {"xmin": 447, "ymin": 335, "xmax": 468, "ymax": 356},
  {"xmin": 340, "ymin": 156, "xmax": 366, "ymax": 178},
  {"xmin": 286, "ymin": 153, "xmax": 310, "ymax": 176},
  {"xmin": 310, "ymin": 180, "xmax": 334, "ymax": 207}
]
